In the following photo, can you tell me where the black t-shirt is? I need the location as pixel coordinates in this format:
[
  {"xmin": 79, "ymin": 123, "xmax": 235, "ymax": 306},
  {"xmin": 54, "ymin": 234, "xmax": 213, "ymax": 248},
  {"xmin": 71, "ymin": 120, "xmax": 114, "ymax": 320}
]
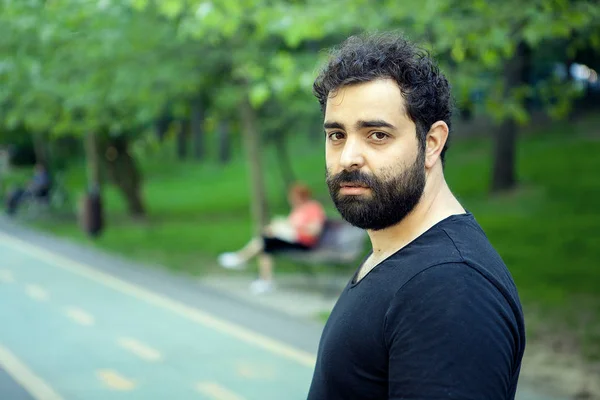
[{"xmin": 308, "ymin": 213, "xmax": 525, "ymax": 400}]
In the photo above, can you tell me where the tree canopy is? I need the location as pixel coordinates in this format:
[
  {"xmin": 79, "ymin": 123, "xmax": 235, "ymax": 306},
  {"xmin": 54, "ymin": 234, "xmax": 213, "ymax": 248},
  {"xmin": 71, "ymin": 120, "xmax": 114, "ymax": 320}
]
[{"xmin": 1, "ymin": 0, "xmax": 598, "ymax": 193}]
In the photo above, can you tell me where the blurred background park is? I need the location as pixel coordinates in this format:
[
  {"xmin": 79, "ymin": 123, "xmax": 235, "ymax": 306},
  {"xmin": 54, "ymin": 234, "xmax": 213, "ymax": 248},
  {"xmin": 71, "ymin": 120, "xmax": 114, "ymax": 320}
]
[{"xmin": 0, "ymin": 0, "xmax": 599, "ymax": 396}]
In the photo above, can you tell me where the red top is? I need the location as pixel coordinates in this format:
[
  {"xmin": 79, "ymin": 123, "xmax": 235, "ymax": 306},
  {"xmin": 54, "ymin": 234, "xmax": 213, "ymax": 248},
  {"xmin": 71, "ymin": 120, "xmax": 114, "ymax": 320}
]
[{"xmin": 288, "ymin": 200, "xmax": 326, "ymax": 246}]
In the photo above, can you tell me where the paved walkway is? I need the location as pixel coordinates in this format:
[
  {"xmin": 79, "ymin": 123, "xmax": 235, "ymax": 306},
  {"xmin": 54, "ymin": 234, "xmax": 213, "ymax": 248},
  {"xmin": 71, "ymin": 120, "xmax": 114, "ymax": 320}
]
[
  {"xmin": 0, "ymin": 216, "xmax": 572, "ymax": 399},
  {"xmin": 200, "ymin": 275, "xmax": 575, "ymax": 400}
]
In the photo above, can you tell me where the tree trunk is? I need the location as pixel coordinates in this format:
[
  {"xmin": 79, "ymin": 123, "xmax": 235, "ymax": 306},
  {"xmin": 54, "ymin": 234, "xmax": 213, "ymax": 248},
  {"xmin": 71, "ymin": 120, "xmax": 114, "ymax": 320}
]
[
  {"xmin": 32, "ymin": 132, "xmax": 48, "ymax": 167},
  {"xmin": 84, "ymin": 131, "xmax": 101, "ymax": 191},
  {"xmin": 81, "ymin": 131, "xmax": 104, "ymax": 237},
  {"xmin": 217, "ymin": 120, "xmax": 231, "ymax": 165},
  {"xmin": 491, "ymin": 120, "xmax": 518, "ymax": 192},
  {"xmin": 155, "ymin": 114, "xmax": 171, "ymax": 142},
  {"xmin": 491, "ymin": 41, "xmax": 528, "ymax": 193},
  {"xmin": 239, "ymin": 95, "xmax": 269, "ymax": 235},
  {"xmin": 191, "ymin": 97, "xmax": 205, "ymax": 160},
  {"xmin": 273, "ymin": 133, "xmax": 296, "ymax": 190},
  {"xmin": 522, "ymin": 43, "xmax": 533, "ymax": 112},
  {"xmin": 176, "ymin": 119, "xmax": 189, "ymax": 160},
  {"xmin": 104, "ymin": 137, "xmax": 146, "ymax": 218}
]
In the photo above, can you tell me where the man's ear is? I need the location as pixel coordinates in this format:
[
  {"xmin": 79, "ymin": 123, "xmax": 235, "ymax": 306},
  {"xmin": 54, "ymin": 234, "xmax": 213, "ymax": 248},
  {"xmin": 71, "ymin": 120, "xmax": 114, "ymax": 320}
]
[{"xmin": 424, "ymin": 121, "xmax": 449, "ymax": 169}]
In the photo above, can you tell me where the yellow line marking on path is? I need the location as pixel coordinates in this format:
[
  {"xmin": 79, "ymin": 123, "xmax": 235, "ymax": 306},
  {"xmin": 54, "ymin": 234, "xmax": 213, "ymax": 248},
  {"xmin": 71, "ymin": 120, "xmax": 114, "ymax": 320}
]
[
  {"xmin": 96, "ymin": 369, "xmax": 136, "ymax": 391},
  {"xmin": 25, "ymin": 284, "xmax": 48, "ymax": 301},
  {"xmin": 64, "ymin": 306, "xmax": 95, "ymax": 326},
  {"xmin": 117, "ymin": 337, "xmax": 162, "ymax": 362},
  {"xmin": 196, "ymin": 381, "xmax": 246, "ymax": 400},
  {"xmin": 0, "ymin": 342, "xmax": 64, "ymax": 400},
  {"xmin": 0, "ymin": 232, "xmax": 316, "ymax": 367},
  {"xmin": 236, "ymin": 360, "xmax": 276, "ymax": 379}
]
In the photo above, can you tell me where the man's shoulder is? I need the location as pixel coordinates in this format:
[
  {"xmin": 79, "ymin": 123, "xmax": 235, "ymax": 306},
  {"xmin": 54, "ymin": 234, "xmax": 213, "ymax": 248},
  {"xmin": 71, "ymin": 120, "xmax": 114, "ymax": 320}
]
[
  {"xmin": 409, "ymin": 212, "xmax": 512, "ymax": 284},
  {"xmin": 381, "ymin": 219, "xmax": 466, "ymax": 280},
  {"xmin": 383, "ymin": 261, "xmax": 524, "ymax": 341},
  {"xmin": 382, "ymin": 213, "xmax": 520, "ymax": 304},
  {"xmin": 437, "ymin": 214, "xmax": 519, "ymax": 297}
]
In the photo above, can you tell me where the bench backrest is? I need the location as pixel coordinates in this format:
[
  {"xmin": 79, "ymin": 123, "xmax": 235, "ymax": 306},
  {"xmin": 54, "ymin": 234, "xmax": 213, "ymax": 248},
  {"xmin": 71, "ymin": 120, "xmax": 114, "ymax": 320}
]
[
  {"xmin": 279, "ymin": 219, "xmax": 367, "ymax": 265},
  {"xmin": 306, "ymin": 219, "xmax": 367, "ymax": 263}
]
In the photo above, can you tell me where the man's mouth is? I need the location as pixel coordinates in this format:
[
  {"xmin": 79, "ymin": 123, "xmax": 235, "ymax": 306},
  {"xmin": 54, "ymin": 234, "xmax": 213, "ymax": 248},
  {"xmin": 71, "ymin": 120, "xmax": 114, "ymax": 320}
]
[
  {"xmin": 340, "ymin": 182, "xmax": 369, "ymax": 188},
  {"xmin": 338, "ymin": 183, "xmax": 371, "ymax": 195}
]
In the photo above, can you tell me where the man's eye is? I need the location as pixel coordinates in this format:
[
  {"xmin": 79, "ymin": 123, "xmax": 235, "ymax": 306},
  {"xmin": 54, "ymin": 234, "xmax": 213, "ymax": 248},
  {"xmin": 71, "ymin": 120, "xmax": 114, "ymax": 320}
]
[
  {"xmin": 370, "ymin": 132, "xmax": 388, "ymax": 140},
  {"xmin": 329, "ymin": 132, "xmax": 345, "ymax": 141}
]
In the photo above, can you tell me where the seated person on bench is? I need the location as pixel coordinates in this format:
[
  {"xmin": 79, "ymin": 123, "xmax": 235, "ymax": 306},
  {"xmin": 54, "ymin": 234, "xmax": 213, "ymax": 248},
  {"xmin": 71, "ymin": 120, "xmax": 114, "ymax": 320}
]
[
  {"xmin": 217, "ymin": 182, "xmax": 326, "ymax": 294},
  {"xmin": 5, "ymin": 163, "xmax": 51, "ymax": 216}
]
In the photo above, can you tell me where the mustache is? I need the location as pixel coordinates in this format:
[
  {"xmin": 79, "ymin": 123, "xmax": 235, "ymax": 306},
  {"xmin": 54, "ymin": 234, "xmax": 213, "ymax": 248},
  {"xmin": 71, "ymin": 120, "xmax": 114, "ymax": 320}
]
[{"xmin": 326, "ymin": 169, "xmax": 379, "ymax": 189}]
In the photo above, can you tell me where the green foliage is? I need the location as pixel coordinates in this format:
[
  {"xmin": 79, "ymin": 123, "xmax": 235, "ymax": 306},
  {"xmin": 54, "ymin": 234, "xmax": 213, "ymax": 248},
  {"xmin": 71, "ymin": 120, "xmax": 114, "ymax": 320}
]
[
  {"xmin": 422, "ymin": 0, "xmax": 600, "ymax": 122},
  {"xmin": 141, "ymin": 0, "xmax": 600, "ymax": 126},
  {"xmin": 0, "ymin": 0, "xmax": 202, "ymax": 138},
  {"xmin": 2, "ymin": 0, "xmax": 598, "ymax": 145}
]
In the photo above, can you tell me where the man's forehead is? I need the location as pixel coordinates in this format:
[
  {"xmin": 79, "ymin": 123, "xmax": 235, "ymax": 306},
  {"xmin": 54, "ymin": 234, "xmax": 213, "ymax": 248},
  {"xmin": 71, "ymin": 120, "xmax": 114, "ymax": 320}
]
[{"xmin": 324, "ymin": 79, "xmax": 407, "ymax": 123}]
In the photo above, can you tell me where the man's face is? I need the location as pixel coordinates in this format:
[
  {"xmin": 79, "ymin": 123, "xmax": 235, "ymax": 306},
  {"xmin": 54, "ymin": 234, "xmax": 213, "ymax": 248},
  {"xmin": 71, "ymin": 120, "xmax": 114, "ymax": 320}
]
[{"xmin": 324, "ymin": 78, "xmax": 426, "ymax": 231}]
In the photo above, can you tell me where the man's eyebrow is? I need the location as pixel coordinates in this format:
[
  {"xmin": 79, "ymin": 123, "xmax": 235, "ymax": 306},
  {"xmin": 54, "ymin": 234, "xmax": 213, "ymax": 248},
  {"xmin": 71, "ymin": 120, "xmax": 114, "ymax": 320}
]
[
  {"xmin": 323, "ymin": 121, "xmax": 345, "ymax": 130},
  {"xmin": 357, "ymin": 119, "xmax": 396, "ymax": 130},
  {"xmin": 324, "ymin": 120, "xmax": 397, "ymax": 131}
]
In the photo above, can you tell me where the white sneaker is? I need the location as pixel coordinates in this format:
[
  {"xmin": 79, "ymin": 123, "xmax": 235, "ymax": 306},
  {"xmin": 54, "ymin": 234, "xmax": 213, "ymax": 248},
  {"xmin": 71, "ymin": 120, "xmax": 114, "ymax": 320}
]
[
  {"xmin": 217, "ymin": 252, "xmax": 246, "ymax": 270},
  {"xmin": 249, "ymin": 279, "xmax": 274, "ymax": 295}
]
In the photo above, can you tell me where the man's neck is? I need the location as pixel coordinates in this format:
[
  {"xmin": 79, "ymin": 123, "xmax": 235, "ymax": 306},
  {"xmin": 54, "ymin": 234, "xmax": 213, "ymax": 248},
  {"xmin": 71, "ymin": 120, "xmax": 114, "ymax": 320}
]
[{"xmin": 367, "ymin": 173, "xmax": 465, "ymax": 262}]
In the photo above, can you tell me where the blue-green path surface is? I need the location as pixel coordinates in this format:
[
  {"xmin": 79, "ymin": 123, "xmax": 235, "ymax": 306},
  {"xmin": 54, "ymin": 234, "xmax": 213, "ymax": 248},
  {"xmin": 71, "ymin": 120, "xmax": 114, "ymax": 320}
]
[{"xmin": 0, "ymin": 219, "xmax": 566, "ymax": 400}]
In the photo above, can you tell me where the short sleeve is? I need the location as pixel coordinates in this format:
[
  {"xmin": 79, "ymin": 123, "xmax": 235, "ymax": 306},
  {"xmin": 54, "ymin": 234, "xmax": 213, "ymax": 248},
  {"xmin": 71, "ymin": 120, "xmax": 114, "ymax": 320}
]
[{"xmin": 384, "ymin": 262, "xmax": 522, "ymax": 400}]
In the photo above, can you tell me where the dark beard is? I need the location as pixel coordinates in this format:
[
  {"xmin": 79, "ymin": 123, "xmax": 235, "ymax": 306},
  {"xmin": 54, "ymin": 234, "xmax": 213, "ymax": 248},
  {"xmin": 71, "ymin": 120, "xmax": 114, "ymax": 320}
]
[{"xmin": 326, "ymin": 149, "xmax": 426, "ymax": 231}]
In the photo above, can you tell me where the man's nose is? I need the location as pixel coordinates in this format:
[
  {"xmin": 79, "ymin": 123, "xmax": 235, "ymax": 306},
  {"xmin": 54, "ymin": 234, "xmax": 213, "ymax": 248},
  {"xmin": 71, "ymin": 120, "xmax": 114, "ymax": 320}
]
[{"xmin": 339, "ymin": 138, "xmax": 365, "ymax": 171}]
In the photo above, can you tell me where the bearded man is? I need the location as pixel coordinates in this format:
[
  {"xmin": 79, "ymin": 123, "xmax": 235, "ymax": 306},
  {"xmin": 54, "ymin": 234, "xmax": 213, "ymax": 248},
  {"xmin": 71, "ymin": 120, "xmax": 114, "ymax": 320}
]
[{"xmin": 308, "ymin": 33, "xmax": 526, "ymax": 400}]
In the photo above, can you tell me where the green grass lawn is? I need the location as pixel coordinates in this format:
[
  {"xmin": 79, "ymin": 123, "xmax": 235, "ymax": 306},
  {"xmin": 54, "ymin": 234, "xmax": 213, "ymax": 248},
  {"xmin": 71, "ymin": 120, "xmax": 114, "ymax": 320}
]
[{"xmin": 5, "ymin": 114, "xmax": 600, "ymax": 359}]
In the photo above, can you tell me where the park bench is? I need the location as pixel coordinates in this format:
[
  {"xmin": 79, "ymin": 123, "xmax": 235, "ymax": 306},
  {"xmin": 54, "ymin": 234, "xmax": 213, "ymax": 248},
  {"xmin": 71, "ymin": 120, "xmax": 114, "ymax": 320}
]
[{"xmin": 277, "ymin": 219, "xmax": 368, "ymax": 295}]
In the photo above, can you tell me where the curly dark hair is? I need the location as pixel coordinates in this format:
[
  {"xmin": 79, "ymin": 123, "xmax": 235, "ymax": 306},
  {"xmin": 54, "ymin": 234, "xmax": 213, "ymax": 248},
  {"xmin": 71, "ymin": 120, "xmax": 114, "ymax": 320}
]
[{"xmin": 313, "ymin": 32, "xmax": 453, "ymax": 163}]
